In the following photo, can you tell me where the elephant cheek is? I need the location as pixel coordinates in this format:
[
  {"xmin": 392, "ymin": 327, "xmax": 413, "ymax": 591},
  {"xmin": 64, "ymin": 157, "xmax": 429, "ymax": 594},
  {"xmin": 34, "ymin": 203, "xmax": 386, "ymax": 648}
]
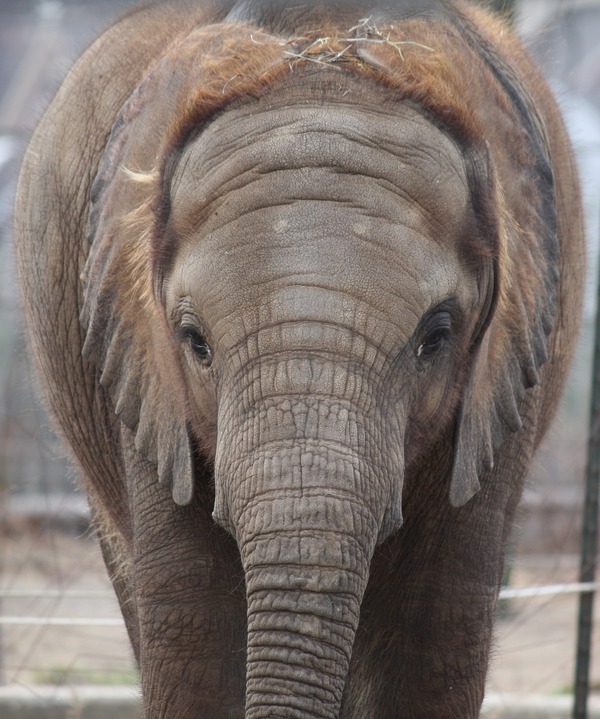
[
  {"xmin": 212, "ymin": 454, "xmax": 236, "ymax": 538},
  {"xmin": 377, "ymin": 446, "xmax": 405, "ymax": 544}
]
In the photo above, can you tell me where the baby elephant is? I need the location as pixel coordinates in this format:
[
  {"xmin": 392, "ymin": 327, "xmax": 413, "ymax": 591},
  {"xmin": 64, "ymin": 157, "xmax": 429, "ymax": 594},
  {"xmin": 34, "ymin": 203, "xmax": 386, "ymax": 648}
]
[{"xmin": 15, "ymin": 0, "xmax": 584, "ymax": 717}]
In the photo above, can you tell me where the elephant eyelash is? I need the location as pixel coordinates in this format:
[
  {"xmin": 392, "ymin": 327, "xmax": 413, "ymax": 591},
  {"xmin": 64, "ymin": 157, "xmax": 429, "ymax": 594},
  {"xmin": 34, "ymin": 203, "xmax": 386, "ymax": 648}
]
[
  {"xmin": 415, "ymin": 326, "xmax": 452, "ymax": 358},
  {"xmin": 178, "ymin": 321, "xmax": 214, "ymax": 367},
  {"xmin": 414, "ymin": 304, "xmax": 456, "ymax": 360}
]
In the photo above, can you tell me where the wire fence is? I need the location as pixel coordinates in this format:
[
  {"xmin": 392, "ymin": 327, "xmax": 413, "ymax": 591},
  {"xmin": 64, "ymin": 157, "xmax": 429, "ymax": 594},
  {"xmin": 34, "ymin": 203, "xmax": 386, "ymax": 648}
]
[
  {"xmin": 0, "ymin": 541, "xmax": 598, "ymax": 693},
  {"xmin": 0, "ymin": 581, "xmax": 599, "ymax": 626}
]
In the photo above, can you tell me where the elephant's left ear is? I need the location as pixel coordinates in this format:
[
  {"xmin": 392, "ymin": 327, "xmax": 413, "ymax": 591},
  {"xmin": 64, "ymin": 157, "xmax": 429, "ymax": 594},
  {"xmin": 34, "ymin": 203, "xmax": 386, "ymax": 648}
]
[
  {"xmin": 448, "ymin": 138, "xmax": 558, "ymax": 508},
  {"xmin": 80, "ymin": 146, "xmax": 196, "ymax": 505},
  {"xmin": 78, "ymin": 35, "xmax": 221, "ymax": 506}
]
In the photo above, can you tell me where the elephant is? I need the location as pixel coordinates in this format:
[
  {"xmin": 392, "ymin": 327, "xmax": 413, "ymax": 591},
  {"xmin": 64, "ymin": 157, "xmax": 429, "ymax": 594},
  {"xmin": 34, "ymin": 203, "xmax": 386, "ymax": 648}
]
[{"xmin": 14, "ymin": 0, "xmax": 584, "ymax": 717}]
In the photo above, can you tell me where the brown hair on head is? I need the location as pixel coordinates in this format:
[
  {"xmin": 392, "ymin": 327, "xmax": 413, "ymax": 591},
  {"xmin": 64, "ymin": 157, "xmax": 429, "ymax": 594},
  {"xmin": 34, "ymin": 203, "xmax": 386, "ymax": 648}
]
[{"xmin": 146, "ymin": 15, "xmax": 509, "ymax": 301}]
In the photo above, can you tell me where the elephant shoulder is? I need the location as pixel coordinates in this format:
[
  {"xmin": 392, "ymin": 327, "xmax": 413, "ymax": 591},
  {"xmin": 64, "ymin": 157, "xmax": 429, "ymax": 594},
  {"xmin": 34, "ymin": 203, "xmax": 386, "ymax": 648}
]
[
  {"xmin": 13, "ymin": 1, "xmax": 231, "ymax": 504},
  {"xmin": 18, "ymin": 2, "xmax": 223, "ymax": 231}
]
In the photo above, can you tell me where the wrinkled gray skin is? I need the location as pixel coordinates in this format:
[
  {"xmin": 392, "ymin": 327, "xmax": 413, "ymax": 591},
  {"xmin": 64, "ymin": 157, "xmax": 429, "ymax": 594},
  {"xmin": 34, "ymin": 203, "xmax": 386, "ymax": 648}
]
[{"xmin": 14, "ymin": 1, "xmax": 584, "ymax": 718}]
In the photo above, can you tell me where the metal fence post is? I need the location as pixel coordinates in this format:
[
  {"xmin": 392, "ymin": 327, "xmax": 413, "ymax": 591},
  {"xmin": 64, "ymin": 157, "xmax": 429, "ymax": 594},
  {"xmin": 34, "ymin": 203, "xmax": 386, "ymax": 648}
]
[{"xmin": 573, "ymin": 239, "xmax": 600, "ymax": 719}]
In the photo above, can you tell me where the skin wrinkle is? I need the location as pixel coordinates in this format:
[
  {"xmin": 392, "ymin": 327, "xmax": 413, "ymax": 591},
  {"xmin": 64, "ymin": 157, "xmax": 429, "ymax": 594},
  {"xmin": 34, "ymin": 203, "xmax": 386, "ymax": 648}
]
[
  {"xmin": 217, "ymin": 399, "xmax": 384, "ymax": 478},
  {"xmin": 247, "ymin": 643, "xmax": 349, "ymax": 678},
  {"xmin": 232, "ymin": 454, "xmax": 381, "ymax": 509},
  {"xmin": 247, "ymin": 593, "xmax": 363, "ymax": 629},
  {"xmin": 237, "ymin": 495, "xmax": 377, "ymax": 538},
  {"xmin": 224, "ymin": 329, "xmax": 388, "ymax": 374},
  {"xmin": 232, "ymin": 441, "xmax": 380, "ymax": 495},
  {"xmin": 246, "ymin": 673, "xmax": 339, "ymax": 704},
  {"xmin": 245, "ymin": 565, "xmax": 368, "ymax": 595},
  {"xmin": 248, "ymin": 612, "xmax": 357, "ymax": 632},
  {"xmin": 176, "ymin": 259, "xmax": 453, "ymax": 364},
  {"xmin": 169, "ymin": 87, "xmax": 468, "ymax": 202},
  {"xmin": 173, "ymin": 150, "xmax": 466, "ymax": 247},
  {"xmin": 176, "ymin": 183, "xmax": 427, "ymax": 248},
  {"xmin": 220, "ymin": 351, "xmax": 382, "ymax": 409},
  {"xmin": 228, "ymin": 422, "xmax": 374, "ymax": 470},
  {"xmin": 247, "ymin": 656, "xmax": 345, "ymax": 687},
  {"xmin": 221, "ymin": 343, "xmax": 408, "ymax": 412},
  {"xmin": 232, "ymin": 448, "xmax": 366, "ymax": 486}
]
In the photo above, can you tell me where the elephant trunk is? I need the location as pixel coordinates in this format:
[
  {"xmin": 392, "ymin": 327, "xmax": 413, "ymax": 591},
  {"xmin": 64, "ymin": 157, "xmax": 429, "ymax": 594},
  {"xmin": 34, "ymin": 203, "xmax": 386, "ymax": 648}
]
[
  {"xmin": 213, "ymin": 352, "xmax": 403, "ymax": 717},
  {"xmin": 239, "ymin": 490, "xmax": 377, "ymax": 719}
]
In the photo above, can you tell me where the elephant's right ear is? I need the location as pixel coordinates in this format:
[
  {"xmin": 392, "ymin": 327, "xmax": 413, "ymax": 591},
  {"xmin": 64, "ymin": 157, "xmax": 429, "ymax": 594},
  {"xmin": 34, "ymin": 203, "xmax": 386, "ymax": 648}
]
[{"xmin": 79, "ymin": 24, "xmax": 286, "ymax": 504}]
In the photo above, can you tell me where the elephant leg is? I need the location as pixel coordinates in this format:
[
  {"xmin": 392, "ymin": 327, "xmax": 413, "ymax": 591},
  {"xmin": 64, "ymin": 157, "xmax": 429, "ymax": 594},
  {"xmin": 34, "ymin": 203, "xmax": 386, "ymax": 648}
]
[
  {"xmin": 121, "ymin": 427, "xmax": 247, "ymax": 718},
  {"xmin": 344, "ymin": 430, "xmax": 536, "ymax": 719},
  {"xmin": 93, "ymin": 513, "xmax": 140, "ymax": 665},
  {"xmin": 346, "ymin": 507, "xmax": 499, "ymax": 718}
]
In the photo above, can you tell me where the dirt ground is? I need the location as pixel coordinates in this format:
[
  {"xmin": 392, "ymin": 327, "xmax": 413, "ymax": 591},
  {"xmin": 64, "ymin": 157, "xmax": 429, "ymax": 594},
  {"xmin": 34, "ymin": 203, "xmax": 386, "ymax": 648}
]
[{"xmin": 0, "ymin": 527, "xmax": 598, "ymax": 697}]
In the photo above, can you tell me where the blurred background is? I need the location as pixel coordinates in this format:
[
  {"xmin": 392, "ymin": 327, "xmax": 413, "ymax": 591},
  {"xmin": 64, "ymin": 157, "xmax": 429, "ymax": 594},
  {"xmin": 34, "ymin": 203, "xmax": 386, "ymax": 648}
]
[{"xmin": 0, "ymin": 0, "xmax": 598, "ymax": 713}]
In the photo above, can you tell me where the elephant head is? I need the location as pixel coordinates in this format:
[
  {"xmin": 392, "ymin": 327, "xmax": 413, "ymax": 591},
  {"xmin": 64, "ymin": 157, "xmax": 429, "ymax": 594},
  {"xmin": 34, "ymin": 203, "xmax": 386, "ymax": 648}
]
[{"xmin": 80, "ymin": 13, "xmax": 556, "ymax": 718}]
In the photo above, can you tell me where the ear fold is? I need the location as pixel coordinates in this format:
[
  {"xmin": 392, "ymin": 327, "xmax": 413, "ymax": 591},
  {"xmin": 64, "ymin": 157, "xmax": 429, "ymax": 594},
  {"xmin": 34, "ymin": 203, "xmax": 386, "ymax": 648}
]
[
  {"xmin": 443, "ymin": 3, "xmax": 561, "ymax": 507},
  {"xmin": 448, "ymin": 144, "xmax": 557, "ymax": 508},
  {"xmin": 81, "ymin": 137, "xmax": 197, "ymax": 504},
  {"xmin": 80, "ymin": 25, "xmax": 285, "ymax": 505}
]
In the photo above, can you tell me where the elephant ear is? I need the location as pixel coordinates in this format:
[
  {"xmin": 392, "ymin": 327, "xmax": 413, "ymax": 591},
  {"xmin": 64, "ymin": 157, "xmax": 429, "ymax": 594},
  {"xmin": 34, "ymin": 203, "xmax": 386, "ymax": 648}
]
[
  {"xmin": 80, "ymin": 25, "xmax": 285, "ymax": 505},
  {"xmin": 79, "ymin": 77, "xmax": 197, "ymax": 504},
  {"xmin": 448, "ymin": 54, "xmax": 558, "ymax": 508}
]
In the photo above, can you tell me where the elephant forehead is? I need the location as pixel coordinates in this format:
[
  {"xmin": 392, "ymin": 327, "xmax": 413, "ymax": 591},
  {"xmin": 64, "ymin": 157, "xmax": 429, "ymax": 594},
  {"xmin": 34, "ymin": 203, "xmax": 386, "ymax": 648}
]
[
  {"xmin": 170, "ymin": 206, "xmax": 470, "ymax": 361},
  {"xmin": 169, "ymin": 89, "xmax": 471, "ymax": 245}
]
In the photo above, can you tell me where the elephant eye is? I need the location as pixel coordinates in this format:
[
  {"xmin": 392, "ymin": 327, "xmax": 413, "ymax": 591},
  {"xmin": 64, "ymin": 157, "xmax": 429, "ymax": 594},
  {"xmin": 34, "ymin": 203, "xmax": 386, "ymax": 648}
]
[
  {"xmin": 183, "ymin": 327, "xmax": 213, "ymax": 367},
  {"xmin": 415, "ymin": 307, "xmax": 453, "ymax": 359},
  {"xmin": 416, "ymin": 328, "xmax": 450, "ymax": 358}
]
